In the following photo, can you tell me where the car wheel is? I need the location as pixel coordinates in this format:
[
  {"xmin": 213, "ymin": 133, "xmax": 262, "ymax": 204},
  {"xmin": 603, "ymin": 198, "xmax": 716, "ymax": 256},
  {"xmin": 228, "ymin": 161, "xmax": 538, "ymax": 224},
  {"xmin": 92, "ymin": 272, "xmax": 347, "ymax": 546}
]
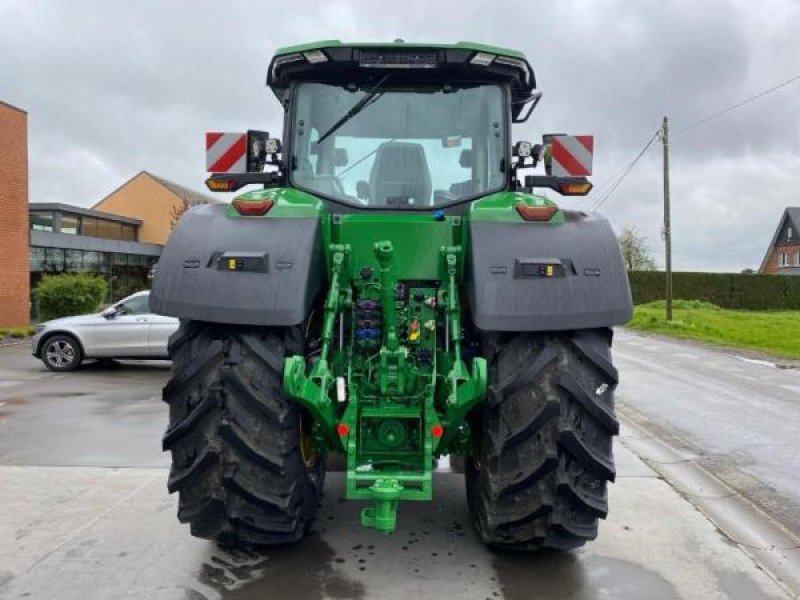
[{"xmin": 41, "ymin": 335, "xmax": 83, "ymax": 372}]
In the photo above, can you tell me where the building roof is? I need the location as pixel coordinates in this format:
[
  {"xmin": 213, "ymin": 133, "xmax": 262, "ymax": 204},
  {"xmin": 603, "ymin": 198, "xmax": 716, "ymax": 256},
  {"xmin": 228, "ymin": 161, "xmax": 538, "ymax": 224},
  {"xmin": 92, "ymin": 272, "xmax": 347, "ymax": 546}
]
[
  {"xmin": 91, "ymin": 171, "xmax": 218, "ymax": 210},
  {"xmin": 0, "ymin": 99, "xmax": 27, "ymax": 115},
  {"xmin": 28, "ymin": 202, "xmax": 142, "ymax": 225},
  {"xmin": 758, "ymin": 207, "xmax": 800, "ymax": 272},
  {"xmin": 148, "ymin": 172, "xmax": 218, "ymax": 206}
]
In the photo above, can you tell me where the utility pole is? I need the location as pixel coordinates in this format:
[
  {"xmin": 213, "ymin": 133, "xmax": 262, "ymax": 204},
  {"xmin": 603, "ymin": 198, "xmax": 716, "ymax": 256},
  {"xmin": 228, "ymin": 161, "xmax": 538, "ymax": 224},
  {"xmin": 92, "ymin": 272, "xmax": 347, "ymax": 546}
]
[{"xmin": 662, "ymin": 116, "xmax": 673, "ymax": 321}]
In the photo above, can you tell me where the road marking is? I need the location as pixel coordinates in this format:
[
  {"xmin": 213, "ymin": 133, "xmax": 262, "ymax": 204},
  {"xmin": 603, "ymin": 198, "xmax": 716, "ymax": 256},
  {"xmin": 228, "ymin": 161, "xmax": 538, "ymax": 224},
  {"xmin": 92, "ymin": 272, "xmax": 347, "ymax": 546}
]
[{"xmin": 735, "ymin": 357, "xmax": 777, "ymax": 369}]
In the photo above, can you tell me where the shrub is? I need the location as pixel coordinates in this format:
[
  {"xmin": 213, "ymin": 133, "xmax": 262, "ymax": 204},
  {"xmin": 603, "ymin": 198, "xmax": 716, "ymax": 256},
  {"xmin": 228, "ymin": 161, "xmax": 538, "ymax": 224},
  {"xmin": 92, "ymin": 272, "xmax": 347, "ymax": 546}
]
[
  {"xmin": 628, "ymin": 271, "xmax": 800, "ymax": 310},
  {"xmin": 36, "ymin": 273, "xmax": 108, "ymax": 321}
]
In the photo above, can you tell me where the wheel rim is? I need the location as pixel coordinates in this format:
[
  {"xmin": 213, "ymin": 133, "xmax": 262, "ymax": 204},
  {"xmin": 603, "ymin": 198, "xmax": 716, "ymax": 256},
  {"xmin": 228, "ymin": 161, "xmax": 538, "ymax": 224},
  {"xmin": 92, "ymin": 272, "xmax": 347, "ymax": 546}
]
[
  {"xmin": 299, "ymin": 417, "xmax": 317, "ymax": 468},
  {"xmin": 46, "ymin": 340, "xmax": 75, "ymax": 368}
]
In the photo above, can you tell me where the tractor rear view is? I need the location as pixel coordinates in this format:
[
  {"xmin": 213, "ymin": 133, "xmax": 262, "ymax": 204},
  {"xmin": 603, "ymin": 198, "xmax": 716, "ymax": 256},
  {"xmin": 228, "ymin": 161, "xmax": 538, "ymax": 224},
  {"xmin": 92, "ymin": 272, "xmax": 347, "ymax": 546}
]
[{"xmin": 151, "ymin": 41, "xmax": 632, "ymax": 550}]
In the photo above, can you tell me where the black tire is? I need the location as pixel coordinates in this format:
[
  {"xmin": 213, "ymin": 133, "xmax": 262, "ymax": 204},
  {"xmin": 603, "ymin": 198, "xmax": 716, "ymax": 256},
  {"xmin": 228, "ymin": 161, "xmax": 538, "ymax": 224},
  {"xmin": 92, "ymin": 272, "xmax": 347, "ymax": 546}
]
[
  {"xmin": 466, "ymin": 328, "xmax": 619, "ymax": 551},
  {"xmin": 40, "ymin": 334, "xmax": 83, "ymax": 372},
  {"xmin": 162, "ymin": 321, "xmax": 325, "ymax": 547}
]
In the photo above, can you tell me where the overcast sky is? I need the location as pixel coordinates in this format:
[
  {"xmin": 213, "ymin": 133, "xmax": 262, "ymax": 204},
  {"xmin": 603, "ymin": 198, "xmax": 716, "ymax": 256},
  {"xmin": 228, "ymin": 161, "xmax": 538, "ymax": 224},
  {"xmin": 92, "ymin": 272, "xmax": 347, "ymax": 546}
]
[{"xmin": 2, "ymin": 0, "xmax": 799, "ymax": 271}]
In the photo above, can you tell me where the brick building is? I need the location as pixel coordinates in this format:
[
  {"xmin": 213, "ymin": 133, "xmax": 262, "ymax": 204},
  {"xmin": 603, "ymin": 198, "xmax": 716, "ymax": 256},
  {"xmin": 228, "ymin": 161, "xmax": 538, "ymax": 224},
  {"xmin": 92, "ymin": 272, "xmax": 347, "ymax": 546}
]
[
  {"xmin": 0, "ymin": 101, "xmax": 216, "ymax": 322},
  {"xmin": 0, "ymin": 101, "xmax": 29, "ymax": 326},
  {"xmin": 759, "ymin": 207, "xmax": 800, "ymax": 275}
]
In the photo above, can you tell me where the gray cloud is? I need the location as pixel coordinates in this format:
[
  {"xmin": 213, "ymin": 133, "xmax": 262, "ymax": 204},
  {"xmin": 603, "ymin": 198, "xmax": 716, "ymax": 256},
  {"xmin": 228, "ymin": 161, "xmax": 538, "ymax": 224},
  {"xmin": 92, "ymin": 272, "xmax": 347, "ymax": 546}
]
[{"xmin": 1, "ymin": 0, "xmax": 798, "ymax": 271}]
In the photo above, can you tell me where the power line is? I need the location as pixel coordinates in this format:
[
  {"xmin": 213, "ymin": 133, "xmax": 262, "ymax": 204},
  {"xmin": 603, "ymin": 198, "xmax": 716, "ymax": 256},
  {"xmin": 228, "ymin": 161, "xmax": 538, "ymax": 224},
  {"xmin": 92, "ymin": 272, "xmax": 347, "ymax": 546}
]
[
  {"xmin": 678, "ymin": 73, "xmax": 800, "ymax": 134},
  {"xmin": 591, "ymin": 130, "xmax": 660, "ymax": 211},
  {"xmin": 589, "ymin": 72, "xmax": 800, "ymax": 211}
]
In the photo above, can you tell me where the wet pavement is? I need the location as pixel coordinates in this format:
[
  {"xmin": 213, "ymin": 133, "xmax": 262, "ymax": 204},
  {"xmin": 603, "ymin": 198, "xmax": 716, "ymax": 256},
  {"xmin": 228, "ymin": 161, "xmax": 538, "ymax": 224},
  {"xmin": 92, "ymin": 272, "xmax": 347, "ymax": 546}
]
[
  {"xmin": 0, "ymin": 342, "xmax": 796, "ymax": 599},
  {"xmin": 0, "ymin": 344, "xmax": 168, "ymax": 467},
  {"xmin": 614, "ymin": 329, "xmax": 800, "ymax": 539}
]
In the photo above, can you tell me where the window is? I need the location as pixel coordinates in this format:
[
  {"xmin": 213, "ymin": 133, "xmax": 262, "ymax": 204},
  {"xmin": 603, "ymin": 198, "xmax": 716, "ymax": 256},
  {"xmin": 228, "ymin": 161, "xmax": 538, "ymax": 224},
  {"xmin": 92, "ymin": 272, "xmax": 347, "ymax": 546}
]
[
  {"xmin": 788, "ymin": 226, "xmax": 794, "ymax": 240},
  {"xmin": 779, "ymin": 252, "xmax": 789, "ymax": 267},
  {"xmin": 60, "ymin": 214, "xmax": 80, "ymax": 235},
  {"xmin": 44, "ymin": 248, "xmax": 65, "ymax": 272},
  {"xmin": 81, "ymin": 217, "xmax": 98, "ymax": 237},
  {"xmin": 121, "ymin": 224, "xmax": 136, "ymax": 241},
  {"xmin": 29, "ymin": 247, "xmax": 45, "ymax": 271},
  {"xmin": 30, "ymin": 212, "xmax": 54, "ymax": 232},
  {"xmin": 65, "ymin": 250, "xmax": 83, "ymax": 271},
  {"xmin": 96, "ymin": 219, "xmax": 122, "ymax": 240},
  {"xmin": 290, "ymin": 82, "xmax": 506, "ymax": 208},
  {"xmin": 116, "ymin": 294, "xmax": 150, "ymax": 315},
  {"xmin": 796, "ymin": 252, "xmax": 800, "ymax": 266}
]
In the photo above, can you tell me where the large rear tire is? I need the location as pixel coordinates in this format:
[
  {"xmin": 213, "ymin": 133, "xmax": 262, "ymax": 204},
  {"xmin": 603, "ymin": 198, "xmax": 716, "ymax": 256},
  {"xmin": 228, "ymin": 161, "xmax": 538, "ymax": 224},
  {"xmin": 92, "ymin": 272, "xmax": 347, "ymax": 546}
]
[
  {"xmin": 466, "ymin": 328, "xmax": 619, "ymax": 550},
  {"xmin": 162, "ymin": 321, "xmax": 324, "ymax": 547}
]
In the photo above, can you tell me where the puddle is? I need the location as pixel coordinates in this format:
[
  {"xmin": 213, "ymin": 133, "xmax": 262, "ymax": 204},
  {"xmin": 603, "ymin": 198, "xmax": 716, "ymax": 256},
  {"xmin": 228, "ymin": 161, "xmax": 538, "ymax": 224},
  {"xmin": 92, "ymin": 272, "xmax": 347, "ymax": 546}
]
[
  {"xmin": 714, "ymin": 568, "xmax": 785, "ymax": 600},
  {"xmin": 192, "ymin": 534, "xmax": 364, "ymax": 600},
  {"xmin": 494, "ymin": 551, "xmax": 678, "ymax": 600}
]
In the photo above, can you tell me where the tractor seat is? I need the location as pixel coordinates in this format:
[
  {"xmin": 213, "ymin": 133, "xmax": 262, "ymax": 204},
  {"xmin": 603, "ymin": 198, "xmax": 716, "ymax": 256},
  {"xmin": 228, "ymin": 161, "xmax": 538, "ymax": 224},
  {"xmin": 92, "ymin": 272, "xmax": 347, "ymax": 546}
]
[{"xmin": 368, "ymin": 142, "xmax": 432, "ymax": 207}]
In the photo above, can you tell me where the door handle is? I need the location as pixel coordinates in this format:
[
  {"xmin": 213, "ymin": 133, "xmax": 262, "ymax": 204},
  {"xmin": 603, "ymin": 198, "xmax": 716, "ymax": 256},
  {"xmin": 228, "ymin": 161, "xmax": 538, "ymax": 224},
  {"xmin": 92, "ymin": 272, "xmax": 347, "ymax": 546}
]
[{"xmin": 136, "ymin": 317, "xmax": 150, "ymax": 323}]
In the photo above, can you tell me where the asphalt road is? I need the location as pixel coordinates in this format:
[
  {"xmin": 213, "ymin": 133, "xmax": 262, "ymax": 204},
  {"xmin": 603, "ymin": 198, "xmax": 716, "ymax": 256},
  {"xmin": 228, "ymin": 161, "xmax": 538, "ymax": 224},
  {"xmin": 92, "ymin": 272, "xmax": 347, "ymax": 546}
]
[
  {"xmin": 0, "ymin": 340, "xmax": 796, "ymax": 599},
  {"xmin": 614, "ymin": 329, "xmax": 800, "ymax": 538}
]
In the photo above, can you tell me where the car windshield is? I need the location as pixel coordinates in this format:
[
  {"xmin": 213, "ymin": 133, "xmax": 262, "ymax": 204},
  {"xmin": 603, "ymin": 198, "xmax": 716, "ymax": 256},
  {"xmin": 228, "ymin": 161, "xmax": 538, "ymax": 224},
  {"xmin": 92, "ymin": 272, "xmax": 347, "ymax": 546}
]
[{"xmin": 290, "ymin": 82, "xmax": 506, "ymax": 209}]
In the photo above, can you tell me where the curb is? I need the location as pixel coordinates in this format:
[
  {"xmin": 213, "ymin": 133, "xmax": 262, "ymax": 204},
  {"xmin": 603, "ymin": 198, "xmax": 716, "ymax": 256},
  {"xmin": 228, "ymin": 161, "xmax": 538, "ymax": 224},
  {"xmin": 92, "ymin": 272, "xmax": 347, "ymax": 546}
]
[{"xmin": 619, "ymin": 414, "xmax": 800, "ymax": 598}]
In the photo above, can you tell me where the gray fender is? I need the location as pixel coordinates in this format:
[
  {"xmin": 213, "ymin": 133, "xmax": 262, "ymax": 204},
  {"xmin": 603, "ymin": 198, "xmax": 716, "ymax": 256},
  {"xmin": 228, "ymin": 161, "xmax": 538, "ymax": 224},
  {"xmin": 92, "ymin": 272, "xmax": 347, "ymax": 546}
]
[
  {"xmin": 466, "ymin": 211, "xmax": 633, "ymax": 331},
  {"xmin": 149, "ymin": 204, "xmax": 324, "ymax": 326}
]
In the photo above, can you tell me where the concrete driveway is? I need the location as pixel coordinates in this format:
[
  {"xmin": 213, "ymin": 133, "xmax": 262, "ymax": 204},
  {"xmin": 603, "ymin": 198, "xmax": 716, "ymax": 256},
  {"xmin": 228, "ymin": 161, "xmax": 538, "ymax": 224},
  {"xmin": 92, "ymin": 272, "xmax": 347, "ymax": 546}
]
[{"xmin": 0, "ymin": 342, "xmax": 795, "ymax": 599}]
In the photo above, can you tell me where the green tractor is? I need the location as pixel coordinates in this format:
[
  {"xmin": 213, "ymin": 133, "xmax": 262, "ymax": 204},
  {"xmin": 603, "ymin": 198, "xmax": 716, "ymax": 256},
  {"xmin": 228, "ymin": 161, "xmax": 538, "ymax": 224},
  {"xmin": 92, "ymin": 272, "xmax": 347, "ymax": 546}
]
[{"xmin": 151, "ymin": 40, "xmax": 632, "ymax": 550}]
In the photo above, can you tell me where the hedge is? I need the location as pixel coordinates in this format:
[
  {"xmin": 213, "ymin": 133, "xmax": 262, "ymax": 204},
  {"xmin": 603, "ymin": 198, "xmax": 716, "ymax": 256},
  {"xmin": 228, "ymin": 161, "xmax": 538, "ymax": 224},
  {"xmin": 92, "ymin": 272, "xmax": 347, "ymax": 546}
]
[
  {"xmin": 36, "ymin": 273, "xmax": 109, "ymax": 321},
  {"xmin": 628, "ymin": 271, "xmax": 800, "ymax": 310}
]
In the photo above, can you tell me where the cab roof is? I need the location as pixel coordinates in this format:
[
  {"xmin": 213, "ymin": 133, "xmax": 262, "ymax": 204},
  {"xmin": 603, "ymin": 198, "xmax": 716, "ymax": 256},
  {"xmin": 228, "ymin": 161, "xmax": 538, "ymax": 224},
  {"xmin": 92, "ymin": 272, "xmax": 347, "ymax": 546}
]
[
  {"xmin": 274, "ymin": 40, "xmax": 527, "ymax": 60},
  {"xmin": 266, "ymin": 40, "xmax": 539, "ymax": 122}
]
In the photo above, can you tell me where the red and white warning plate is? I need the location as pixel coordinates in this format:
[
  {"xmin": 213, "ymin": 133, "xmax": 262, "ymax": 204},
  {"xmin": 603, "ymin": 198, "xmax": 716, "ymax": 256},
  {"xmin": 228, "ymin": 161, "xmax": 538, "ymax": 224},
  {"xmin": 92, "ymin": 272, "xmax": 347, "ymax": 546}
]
[
  {"xmin": 206, "ymin": 132, "xmax": 247, "ymax": 173},
  {"xmin": 551, "ymin": 135, "xmax": 594, "ymax": 177}
]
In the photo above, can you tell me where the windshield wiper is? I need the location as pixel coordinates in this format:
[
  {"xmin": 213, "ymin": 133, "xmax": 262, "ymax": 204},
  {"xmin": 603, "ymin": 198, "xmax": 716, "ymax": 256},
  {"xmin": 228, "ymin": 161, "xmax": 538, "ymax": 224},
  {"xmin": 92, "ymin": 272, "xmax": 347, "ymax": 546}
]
[{"xmin": 317, "ymin": 75, "xmax": 390, "ymax": 144}]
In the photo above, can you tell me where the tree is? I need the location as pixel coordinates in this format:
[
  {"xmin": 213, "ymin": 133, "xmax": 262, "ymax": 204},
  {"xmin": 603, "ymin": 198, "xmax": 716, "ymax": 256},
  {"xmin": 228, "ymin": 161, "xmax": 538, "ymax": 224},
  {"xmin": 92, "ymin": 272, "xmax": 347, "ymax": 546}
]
[
  {"xmin": 170, "ymin": 201, "xmax": 189, "ymax": 230},
  {"xmin": 617, "ymin": 226, "xmax": 657, "ymax": 271}
]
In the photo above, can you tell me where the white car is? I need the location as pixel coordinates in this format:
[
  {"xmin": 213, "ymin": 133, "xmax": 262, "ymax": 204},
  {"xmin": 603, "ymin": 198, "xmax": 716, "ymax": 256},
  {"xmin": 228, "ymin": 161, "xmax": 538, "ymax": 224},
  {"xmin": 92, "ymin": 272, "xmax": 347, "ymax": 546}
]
[{"xmin": 32, "ymin": 291, "xmax": 178, "ymax": 372}]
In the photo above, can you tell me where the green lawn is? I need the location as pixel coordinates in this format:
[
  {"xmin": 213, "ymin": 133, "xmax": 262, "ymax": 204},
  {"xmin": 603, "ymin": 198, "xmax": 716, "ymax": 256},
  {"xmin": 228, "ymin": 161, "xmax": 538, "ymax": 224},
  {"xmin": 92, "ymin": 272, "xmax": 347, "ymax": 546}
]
[{"xmin": 627, "ymin": 300, "xmax": 800, "ymax": 360}]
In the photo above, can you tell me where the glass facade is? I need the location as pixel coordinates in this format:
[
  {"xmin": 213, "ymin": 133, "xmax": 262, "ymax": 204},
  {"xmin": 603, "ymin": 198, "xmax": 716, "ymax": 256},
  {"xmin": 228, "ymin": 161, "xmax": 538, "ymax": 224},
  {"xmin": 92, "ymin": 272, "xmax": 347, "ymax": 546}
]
[
  {"xmin": 30, "ymin": 248, "xmax": 158, "ymax": 306},
  {"xmin": 29, "ymin": 209, "xmax": 138, "ymax": 241},
  {"xmin": 28, "ymin": 205, "xmax": 157, "ymax": 321}
]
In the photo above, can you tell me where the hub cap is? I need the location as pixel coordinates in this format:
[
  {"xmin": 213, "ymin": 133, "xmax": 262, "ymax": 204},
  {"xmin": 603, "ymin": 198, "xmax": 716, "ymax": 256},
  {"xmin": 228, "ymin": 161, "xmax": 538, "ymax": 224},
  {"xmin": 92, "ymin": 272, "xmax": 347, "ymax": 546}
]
[{"xmin": 46, "ymin": 340, "xmax": 75, "ymax": 368}]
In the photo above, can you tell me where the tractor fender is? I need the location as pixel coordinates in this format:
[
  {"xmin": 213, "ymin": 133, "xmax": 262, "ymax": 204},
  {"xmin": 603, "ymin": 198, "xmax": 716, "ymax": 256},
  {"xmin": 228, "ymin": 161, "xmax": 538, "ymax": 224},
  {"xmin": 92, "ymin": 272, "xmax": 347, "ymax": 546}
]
[
  {"xmin": 466, "ymin": 211, "xmax": 633, "ymax": 331},
  {"xmin": 149, "ymin": 204, "xmax": 323, "ymax": 326}
]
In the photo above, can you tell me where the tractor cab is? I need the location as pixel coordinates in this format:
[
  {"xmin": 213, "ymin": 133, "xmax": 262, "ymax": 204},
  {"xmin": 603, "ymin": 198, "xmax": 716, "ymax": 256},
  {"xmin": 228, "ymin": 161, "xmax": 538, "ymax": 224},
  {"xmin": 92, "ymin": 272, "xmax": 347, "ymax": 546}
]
[{"xmin": 205, "ymin": 40, "xmax": 592, "ymax": 206}]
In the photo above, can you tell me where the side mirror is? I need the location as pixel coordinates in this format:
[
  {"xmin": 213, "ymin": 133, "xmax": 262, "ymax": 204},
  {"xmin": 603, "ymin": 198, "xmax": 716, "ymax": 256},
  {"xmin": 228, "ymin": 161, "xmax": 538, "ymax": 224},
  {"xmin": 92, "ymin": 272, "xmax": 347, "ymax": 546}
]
[
  {"xmin": 356, "ymin": 180, "xmax": 370, "ymax": 201},
  {"xmin": 101, "ymin": 306, "xmax": 118, "ymax": 319}
]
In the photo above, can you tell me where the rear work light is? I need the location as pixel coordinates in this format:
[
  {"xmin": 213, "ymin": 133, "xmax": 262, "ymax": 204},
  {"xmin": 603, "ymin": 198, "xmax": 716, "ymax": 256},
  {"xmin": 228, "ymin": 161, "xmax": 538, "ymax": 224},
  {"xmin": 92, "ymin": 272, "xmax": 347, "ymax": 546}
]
[
  {"xmin": 516, "ymin": 203, "xmax": 558, "ymax": 222},
  {"xmin": 232, "ymin": 198, "xmax": 274, "ymax": 216}
]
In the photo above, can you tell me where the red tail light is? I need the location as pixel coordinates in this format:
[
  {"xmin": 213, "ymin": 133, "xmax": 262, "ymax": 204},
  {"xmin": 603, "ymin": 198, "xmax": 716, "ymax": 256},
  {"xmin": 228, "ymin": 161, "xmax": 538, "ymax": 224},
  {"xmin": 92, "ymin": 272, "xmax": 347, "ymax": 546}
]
[
  {"xmin": 232, "ymin": 198, "xmax": 274, "ymax": 216},
  {"xmin": 515, "ymin": 203, "xmax": 558, "ymax": 222}
]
